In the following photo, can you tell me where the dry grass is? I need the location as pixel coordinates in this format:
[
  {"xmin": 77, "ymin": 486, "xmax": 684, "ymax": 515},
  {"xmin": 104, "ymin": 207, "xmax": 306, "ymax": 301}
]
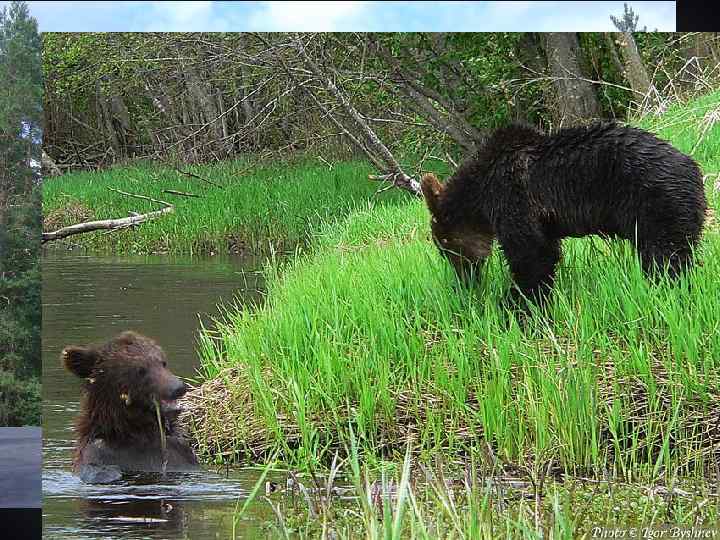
[
  {"xmin": 43, "ymin": 199, "xmax": 93, "ymax": 232},
  {"xmin": 180, "ymin": 349, "xmax": 720, "ymax": 473}
]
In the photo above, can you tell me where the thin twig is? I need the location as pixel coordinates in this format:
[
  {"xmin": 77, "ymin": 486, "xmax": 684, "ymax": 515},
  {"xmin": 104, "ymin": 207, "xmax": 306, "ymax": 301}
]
[{"xmin": 173, "ymin": 167, "xmax": 223, "ymax": 188}]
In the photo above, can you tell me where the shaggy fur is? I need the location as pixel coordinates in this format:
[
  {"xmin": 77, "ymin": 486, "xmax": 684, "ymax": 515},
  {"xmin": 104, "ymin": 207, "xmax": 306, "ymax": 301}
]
[
  {"xmin": 63, "ymin": 331, "xmax": 199, "ymax": 479},
  {"xmin": 423, "ymin": 122, "xmax": 706, "ymax": 302}
]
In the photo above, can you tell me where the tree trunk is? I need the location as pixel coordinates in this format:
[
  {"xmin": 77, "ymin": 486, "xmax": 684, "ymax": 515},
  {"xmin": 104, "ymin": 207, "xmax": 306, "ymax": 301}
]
[
  {"xmin": 96, "ymin": 80, "xmax": 122, "ymax": 157},
  {"xmin": 425, "ymin": 33, "xmax": 471, "ymax": 112},
  {"xmin": 614, "ymin": 32, "xmax": 654, "ymax": 102},
  {"xmin": 294, "ymin": 36, "xmax": 421, "ymax": 196},
  {"xmin": 369, "ymin": 36, "xmax": 485, "ymax": 150},
  {"xmin": 604, "ymin": 34, "xmax": 625, "ymax": 79},
  {"xmin": 515, "ymin": 33, "xmax": 547, "ymax": 122},
  {"xmin": 41, "ymin": 150, "xmax": 61, "ymax": 177},
  {"xmin": 184, "ymin": 65, "xmax": 227, "ymax": 156},
  {"xmin": 0, "ymin": 144, "xmax": 7, "ymax": 254},
  {"xmin": 394, "ymin": 81, "xmax": 479, "ymax": 153},
  {"xmin": 236, "ymin": 66, "xmax": 257, "ymax": 149},
  {"xmin": 542, "ymin": 33, "xmax": 602, "ymax": 124}
]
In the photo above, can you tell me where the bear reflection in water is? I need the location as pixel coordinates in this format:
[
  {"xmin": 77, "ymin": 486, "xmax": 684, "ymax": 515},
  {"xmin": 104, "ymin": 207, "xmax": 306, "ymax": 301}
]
[{"xmin": 63, "ymin": 331, "xmax": 199, "ymax": 483}]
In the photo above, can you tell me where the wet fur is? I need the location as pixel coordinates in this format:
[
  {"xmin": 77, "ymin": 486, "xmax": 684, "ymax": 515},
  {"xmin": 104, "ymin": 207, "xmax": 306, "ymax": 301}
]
[
  {"xmin": 63, "ymin": 331, "xmax": 199, "ymax": 476},
  {"xmin": 423, "ymin": 122, "xmax": 707, "ymax": 301}
]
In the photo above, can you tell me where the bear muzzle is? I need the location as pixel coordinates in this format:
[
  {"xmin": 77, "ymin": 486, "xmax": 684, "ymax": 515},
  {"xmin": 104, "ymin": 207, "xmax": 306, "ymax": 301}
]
[{"xmin": 159, "ymin": 378, "xmax": 188, "ymax": 414}]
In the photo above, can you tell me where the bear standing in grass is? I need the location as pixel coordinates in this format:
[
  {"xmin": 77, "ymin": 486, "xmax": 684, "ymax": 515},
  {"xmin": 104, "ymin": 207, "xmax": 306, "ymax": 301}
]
[
  {"xmin": 422, "ymin": 123, "xmax": 706, "ymax": 303},
  {"xmin": 63, "ymin": 331, "xmax": 199, "ymax": 483}
]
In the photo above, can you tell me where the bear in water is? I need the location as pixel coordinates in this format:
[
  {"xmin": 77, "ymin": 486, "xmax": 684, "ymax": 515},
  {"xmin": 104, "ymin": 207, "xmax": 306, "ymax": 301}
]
[{"xmin": 63, "ymin": 331, "xmax": 199, "ymax": 482}]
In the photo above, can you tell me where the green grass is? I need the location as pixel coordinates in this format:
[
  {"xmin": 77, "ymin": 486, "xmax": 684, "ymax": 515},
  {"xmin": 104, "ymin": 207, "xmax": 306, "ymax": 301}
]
[
  {"xmin": 181, "ymin": 92, "xmax": 720, "ymax": 536},
  {"xmin": 42, "ymin": 158, "xmax": 417, "ymax": 255},
  {"xmin": 634, "ymin": 89, "xmax": 720, "ymax": 176},
  {"xmin": 188, "ymin": 198, "xmax": 720, "ymax": 476},
  {"xmin": 184, "ymin": 93, "xmax": 720, "ymax": 538},
  {"xmin": 237, "ymin": 437, "xmax": 720, "ymax": 539},
  {"xmin": 183, "ymin": 90, "xmax": 720, "ymax": 484}
]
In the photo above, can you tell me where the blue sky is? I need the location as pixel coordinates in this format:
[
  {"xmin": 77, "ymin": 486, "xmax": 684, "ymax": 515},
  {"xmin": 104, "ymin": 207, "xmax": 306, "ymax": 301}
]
[{"xmin": 13, "ymin": 1, "xmax": 675, "ymax": 32}]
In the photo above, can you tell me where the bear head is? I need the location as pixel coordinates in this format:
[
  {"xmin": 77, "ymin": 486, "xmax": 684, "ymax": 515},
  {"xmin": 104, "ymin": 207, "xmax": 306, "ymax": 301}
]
[
  {"xmin": 421, "ymin": 172, "xmax": 493, "ymax": 282},
  {"xmin": 63, "ymin": 331, "xmax": 188, "ymax": 443}
]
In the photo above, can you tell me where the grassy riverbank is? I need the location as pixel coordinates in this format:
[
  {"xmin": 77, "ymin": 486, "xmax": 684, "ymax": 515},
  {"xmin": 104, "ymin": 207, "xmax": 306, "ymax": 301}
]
[
  {"xmin": 181, "ymin": 92, "xmax": 720, "ymax": 535},
  {"xmin": 42, "ymin": 158, "xmax": 416, "ymax": 255},
  {"xmin": 187, "ymin": 198, "xmax": 720, "ymax": 473}
]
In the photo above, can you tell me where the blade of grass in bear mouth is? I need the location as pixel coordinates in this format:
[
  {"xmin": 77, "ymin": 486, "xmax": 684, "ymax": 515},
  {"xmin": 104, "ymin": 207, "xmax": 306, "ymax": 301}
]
[{"xmin": 153, "ymin": 398, "xmax": 168, "ymax": 476}]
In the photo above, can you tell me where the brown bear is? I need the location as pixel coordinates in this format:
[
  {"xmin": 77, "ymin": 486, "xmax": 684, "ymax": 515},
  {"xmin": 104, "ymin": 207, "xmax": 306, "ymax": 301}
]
[
  {"xmin": 63, "ymin": 331, "xmax": 199, "ymax": 482},
  {"xmin": 422, "ymin": 122, "xmax": 707, "ymax": 303}
]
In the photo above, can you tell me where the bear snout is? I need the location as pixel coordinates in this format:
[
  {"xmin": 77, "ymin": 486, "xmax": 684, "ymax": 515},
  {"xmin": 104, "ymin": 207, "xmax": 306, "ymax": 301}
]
[{"xmin": 167, "ymin": 378, "xmax": 188, "ymax": 400}]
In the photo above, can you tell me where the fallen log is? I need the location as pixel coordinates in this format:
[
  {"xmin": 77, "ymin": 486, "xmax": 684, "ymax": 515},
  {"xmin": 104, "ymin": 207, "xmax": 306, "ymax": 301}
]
[
  {"xmin": 42, "ymin": 206, "xmax": 174, "ymax": 243},
  {"xmin": 42, "ymin": 189, "xmax": 174, "ymax": 244}
]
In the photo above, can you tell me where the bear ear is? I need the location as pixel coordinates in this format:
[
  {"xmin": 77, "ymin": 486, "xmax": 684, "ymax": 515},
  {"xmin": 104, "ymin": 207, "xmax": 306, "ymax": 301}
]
[
  {"xmin": 62, "ymin": 346, "xmax": 99, "ymax": 379},
  {"xmin": 421, "ymin": 173, "xmax": 444, "ymax": 217}
]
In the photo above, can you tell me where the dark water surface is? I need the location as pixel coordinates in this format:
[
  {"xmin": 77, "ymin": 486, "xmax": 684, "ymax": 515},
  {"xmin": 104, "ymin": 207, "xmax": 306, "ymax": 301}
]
[{"xmin": 42, "ymin": 251, "xmax": 281, "ymax": 539}]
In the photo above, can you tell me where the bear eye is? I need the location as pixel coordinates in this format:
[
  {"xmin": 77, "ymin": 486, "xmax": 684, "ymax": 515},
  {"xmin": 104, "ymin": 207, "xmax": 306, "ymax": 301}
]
[
  {"xmin": 138, "ymin": 366, "xmax": 147, "ymax": 376},
  {"xmin": 161, "ymin": 360, "xmax": 167, "ymax": 368},
  {"xmin": 441, "ymin": 238, "xmax": 449, "ymax": 244}
]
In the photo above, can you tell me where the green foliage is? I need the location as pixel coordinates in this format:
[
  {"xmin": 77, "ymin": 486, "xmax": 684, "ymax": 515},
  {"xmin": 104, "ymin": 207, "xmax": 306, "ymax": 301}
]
[
  {"xmin": 0, "ymin": 369, "xmax": 40, "ymax": 425},
  {"xmin": 378, "ymin": 32, "xmax": 535, "ymax": 132},
  {"xmin": 0, "ymin": 1, "xmax": 41, "ymax": 423},
  {"xmin": 448, "ymin": 33, "xmax": 525, "ymax": 127},
  {"xmin": 0, "ymin": 187, "xmax": 41, "ymax": 376},
  {"xmin": 610, "ymin": 3, "xmax": 646, "ymax": 32},
  {"xmin": 43, "ymin": 31, "xmax": 715, "ymax": 176},
  {"xmin": 0, "ymin": 0, "xmax": 42, "ymax": 131}
]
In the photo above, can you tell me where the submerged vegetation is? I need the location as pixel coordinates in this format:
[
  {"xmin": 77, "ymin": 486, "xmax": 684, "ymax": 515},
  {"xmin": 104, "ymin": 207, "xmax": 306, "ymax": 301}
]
[{"xmin": 234, "ymin": 436, "xmax": 720, "ymax": 539}]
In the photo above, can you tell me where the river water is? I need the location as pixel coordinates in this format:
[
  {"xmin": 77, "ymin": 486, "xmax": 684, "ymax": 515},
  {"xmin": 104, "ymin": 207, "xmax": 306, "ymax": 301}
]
[{"xmin": 42, "ymin": 251, "xmax": 283, "ymax": 539}]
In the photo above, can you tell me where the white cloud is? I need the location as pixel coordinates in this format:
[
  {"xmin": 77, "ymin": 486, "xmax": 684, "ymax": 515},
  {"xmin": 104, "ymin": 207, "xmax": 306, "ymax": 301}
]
[
  {"xmin": 486, "ymin": 1, "xmax": 561, "ymax": 16},
  {"xmin": 20, "ymin": 0, "xmax": 676, "ymax": 33},
  {"xmin": 24, "ymin": 1, "xmax": 230, "ymax": 32},
  {"xmin": 478, "ymin": 1, "xmax": 675, "ymax": 31},
  {"xmin": 625, "ymin": 1, "xmax": 675, "ymax": 31},
  {"xmin": 25, "ymin": 0, "xmax": 372, "ymax": 32},
  {"xmin": 140, "ymin": 1, "xmax": 226, "ymax": 31},
  {"xmin": 247, "ymin": 1, "xmax": 370, "ymax": 32}
]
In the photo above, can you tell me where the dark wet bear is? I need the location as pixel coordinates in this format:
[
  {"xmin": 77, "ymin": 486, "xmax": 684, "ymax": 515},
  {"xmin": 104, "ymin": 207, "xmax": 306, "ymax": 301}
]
[
  {"xmin": 422, "ymin": 122, "xmax": 706, "ymax": 303},
  {"xmin": 63, "ymin": 331, "xmax": 199, "ymax": 482}
]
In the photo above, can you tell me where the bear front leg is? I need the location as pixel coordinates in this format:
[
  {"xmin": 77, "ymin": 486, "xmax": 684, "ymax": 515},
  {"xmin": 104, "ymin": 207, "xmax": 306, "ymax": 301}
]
[{"xmin": 499, "ymin": 231, "xmax": 561, "ymax": 305}]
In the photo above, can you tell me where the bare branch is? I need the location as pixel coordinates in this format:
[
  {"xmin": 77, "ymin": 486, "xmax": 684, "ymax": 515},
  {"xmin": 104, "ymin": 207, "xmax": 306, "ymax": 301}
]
[
  {"xmin": 293, "ymin": 34, "xmax": 421, "ymax": 196},
  {"xmin": 173, "ymin": 167, "xmax": 222, "ymax": 188},
  {"xmin": 163, "ymin": 189, "xmax": 201, "ymax": 198}
]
